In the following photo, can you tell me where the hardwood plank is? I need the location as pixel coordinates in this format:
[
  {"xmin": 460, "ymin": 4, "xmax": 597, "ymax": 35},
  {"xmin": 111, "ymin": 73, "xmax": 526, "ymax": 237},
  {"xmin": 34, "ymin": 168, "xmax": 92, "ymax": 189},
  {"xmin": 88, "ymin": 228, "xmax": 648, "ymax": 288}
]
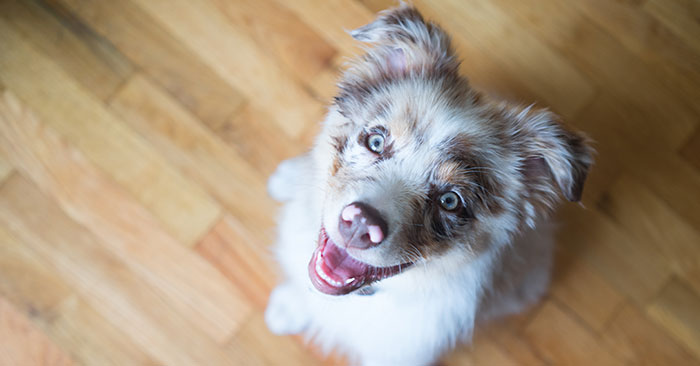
[
  {"xmin": 109, "ymin": 75, "xmax": 276, "ymax": 237},
  {"xmin": 0, "ymin": 207, "xmax": 155, "ymax": 366},
  {"xmin": 597, "ymin": 176, "xmax": 700, "ymax": 274},
  {"xmin": 303, "ymin": 0, "xmax": 556, "ymax": 128},
  {"xmin": 356, "ymin": 0, "xmax": 393, "ymax": 13},
  {"xmin": 1, "ymin": 0, "xmax": 699, "ymax": 363},
  {"xmin": 647, "ymin": 278, "xmax": 700, "ymax": 360},
  {"xmin": 480, "ymin": 307, "xmax": 548, "ymax": 365},
  {"xmin": 221, "ymin": 103, "xmax": 305, "ymax": 177},
  {"xmin": 644, "ymin": 0, "xmax": 700, "ymax": 54},
  {"xmin": 131, "ymin": 0, "xmax": 326, "ymax": 139},
  {"xmin": 442, "ymin": 332, "xmax": 519, "ymax": 366},
  {"xmin": 357, "ymin": 0, "xmax": 551, "ymax": 115},
  {"xmin": 196, "ymin": 215, "xmax": 277, "ymax": 309},
  {"xmin": 550, "ymin": 249, "xmax": 625, "ymax": 332},
  {"xmin": 577, "ymin": 96, "xmax": 700, "ymax": 230},
  {"xmin": 0, "ymin": 153, "xmax": 11, "ymax": 185},
  {"xmin": 556, "ymin": 204, "xmax": 671, "ymax": 304},
  {"xmin": 274, "ymin": 0, "xmax": 373, "ymax": 60},
  {"xmin": 49, "ymin": 0, "xmax": 246, "ymax": 128},
  {"xmin": 226, "ymin": 311, "xmax": 322, "ymax": 366},
  {"xmin": 307, "ymin": 63, "xmax": 342, "ymax": 106},
  {"xmin": 603, "ymin": 302, "xmax": 699, "ymax": 365},
  {"xmin": 525, "ymin": 300, "xmax": 623, "ymax": 365},
  {"xmin": 0, "ymin": 223, "xmax": 72, "ymax": 328},
  {"xmin": 0, "ymin": 174, "xmax": 247, "ymax": 366},
  {"xmin": 0, "ymin": 19, "xmax": 221, "ymax": 246},
  {"xmin": 0, "ymin": 0, "xmax": 133, "ymax": 101},
  {"xmin": 414, "ymin": 0, "xmax": 596, "ymax": 119},
  {"xmin": 681, "ymin": 126, "xmax": 700, "ymax": 172},
  {"xmin": 487, "ymin": 0, "xmax": 699, "ymax": 149},
  {"xmin": 574, "ymin": 0, "xmax": 700, "ymax": 109},
  {"xmin": 680, "ymin": 268, "xmax": 700, "ymax": 308},
  {"xmin": 0, "ymin": 297, "xmax": 74, "ymax": 366},
  {"xmin": 0, "ymin": 90, "xmax": 250, "ymax": 344},
  {"xmin": 209, "ymin": 0, "xmax": 337, "ymax": 85}
]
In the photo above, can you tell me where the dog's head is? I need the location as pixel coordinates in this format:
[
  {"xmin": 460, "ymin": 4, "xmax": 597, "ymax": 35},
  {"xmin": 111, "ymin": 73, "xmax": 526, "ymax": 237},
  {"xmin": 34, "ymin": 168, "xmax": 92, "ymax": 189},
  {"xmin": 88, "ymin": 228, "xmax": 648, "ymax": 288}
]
[{"xmin": 309, "ymin": 6, "xmax": 593, "ymax": 295}]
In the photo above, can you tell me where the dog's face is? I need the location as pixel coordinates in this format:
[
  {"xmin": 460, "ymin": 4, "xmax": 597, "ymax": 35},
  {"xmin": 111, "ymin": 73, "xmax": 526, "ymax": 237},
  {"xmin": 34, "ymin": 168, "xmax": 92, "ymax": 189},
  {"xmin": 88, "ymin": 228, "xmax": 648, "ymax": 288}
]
[{"xmin": 308, "ymin": 6, "xmax": 593, "ymax": 295}]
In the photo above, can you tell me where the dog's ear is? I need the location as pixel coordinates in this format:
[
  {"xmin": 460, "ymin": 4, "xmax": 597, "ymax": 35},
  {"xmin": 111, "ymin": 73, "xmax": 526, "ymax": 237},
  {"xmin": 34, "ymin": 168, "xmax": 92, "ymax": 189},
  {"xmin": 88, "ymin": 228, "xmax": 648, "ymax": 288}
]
[
  {"xmin": 512, "ymin": 107, "xmax": 594, "ymax": 202},
  {"xmin": 350, "ymin": 5, "xmax": 456, "ymax": 74}
]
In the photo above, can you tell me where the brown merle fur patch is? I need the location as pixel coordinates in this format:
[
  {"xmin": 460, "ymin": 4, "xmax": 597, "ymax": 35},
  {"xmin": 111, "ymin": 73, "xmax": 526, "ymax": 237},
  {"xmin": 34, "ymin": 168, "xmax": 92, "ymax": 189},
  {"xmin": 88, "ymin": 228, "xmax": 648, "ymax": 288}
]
[{"xmin": 316, "ymin": 5, "xmax": 592, "ymax": 268}]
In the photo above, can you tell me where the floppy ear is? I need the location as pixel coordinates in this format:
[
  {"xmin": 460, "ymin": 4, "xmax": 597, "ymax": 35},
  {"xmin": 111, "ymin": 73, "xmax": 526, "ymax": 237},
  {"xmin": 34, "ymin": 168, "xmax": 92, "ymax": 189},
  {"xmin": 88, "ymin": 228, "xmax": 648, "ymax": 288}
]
[
  {"xmin": 513, "ymin": 107, "xmax": 594, "ymax": 202},
  {"xmin": 349, "ymin": 5, "xmax": 456, "ymax": 74}
]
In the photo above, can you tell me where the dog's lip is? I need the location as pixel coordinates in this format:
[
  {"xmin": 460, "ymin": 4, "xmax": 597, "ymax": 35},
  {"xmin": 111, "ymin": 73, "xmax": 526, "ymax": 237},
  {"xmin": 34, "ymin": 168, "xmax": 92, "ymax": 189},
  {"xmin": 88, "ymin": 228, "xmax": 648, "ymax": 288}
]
[{"xmin": 308, "ymin": 227, "xmax": 412, "ymax": 295}]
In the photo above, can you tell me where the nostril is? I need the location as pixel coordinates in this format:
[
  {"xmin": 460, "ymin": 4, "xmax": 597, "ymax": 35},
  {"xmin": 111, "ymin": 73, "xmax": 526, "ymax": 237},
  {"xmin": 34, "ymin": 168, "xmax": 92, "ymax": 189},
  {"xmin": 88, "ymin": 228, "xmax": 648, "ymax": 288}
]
[
  {"xmin": 338, "ymin": 202, "xmax": 389, "ymax": 249},
  {"xmin": 341, "ymin": 204, "xmax": 361, "ymax": 223},
  {"xmin": 367, "ymin": 225, "xmax": 384, "ymax": 244}
]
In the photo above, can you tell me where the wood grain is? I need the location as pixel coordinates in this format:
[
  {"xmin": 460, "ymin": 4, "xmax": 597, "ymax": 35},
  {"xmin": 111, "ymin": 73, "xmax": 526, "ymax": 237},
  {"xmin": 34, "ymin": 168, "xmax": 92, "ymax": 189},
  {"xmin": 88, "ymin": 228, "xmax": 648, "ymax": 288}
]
[
  {"xmin": 0, "ymin": 19, "xmax": 221, "ymax": 246},
  {"xmin": 603, "ymin": 303, "xmax": 698, "ymax": 365},
  {"xmin": 550, "ymin": 249, "xmax": 625, "ymax": 332},
  {"xmin": 648, "ymin": 278, "xmax": 700, "ymax": 360},
  {"xmin": 195, "ymin": 215, "xmax": 277, "ymax": 309},
  {"xmin": 0, "ymin": 91, "xmax": 250, "ymax": 344},
  {"xmin": 1, "ymin": 0, "xmax": 699, "ymax": 364},
  {"xmin": 51, "ymin": 0, "xmax": 247, "ymax": 128},
  {"xmin": 0, "ymin": 296, "xmax": 74, "ymax": 366},
  {"xmin": 0, "ymin": 0, "xmax": 133, "ymax": 101},
  {"xmin": 525, "ymin": 301, "xmax": 623, "ymax": 365},
  {"xmin": 0, "ymin": 153, "xmax": 11, "ymax": 185},
  {"xmin": 131, "ymin": 0, "xmax": 326, "ymax": 139},
  {"xmin": 109, "ymin": 75, "xmax": 275, "ymax": 237},
  {"xmin": 0, "ymin": 174, "xmax": 241, "ymax": 366},
  {"xmin": 0, "ymin": 193, "xmax": 157, "ymax": 366}
]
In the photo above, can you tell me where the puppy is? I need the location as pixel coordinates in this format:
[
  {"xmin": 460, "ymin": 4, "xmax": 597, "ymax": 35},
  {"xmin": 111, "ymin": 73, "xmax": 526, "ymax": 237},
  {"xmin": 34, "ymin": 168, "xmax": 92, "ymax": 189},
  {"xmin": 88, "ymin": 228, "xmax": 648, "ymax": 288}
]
[{"xmin": 265, "ymin": 5, "xmax": 593, "ymax": 366}]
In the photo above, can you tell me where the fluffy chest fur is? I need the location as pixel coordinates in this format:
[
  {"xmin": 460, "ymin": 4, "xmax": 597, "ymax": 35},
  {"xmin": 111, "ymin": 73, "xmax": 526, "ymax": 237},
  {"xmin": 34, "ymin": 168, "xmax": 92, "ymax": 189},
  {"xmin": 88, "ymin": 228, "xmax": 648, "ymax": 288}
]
[
  {"xmin": 264, "ymin": 5, "xmax": 591, "ymax": 366},
  {"xmin": 270, "ymin": 175, "xmax": 499, "ymax": 365},
  {"xmin": 266, "ymin": 149, "xmax": 555, "ymax": 365}
]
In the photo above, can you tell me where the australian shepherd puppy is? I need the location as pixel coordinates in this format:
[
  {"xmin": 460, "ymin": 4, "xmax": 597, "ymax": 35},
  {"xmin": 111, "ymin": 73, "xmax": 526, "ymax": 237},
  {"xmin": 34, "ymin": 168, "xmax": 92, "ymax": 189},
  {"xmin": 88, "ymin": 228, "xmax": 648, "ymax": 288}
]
[{"xmin": 265, "ymin": 5, "xmax": 593, "ymax": 366}]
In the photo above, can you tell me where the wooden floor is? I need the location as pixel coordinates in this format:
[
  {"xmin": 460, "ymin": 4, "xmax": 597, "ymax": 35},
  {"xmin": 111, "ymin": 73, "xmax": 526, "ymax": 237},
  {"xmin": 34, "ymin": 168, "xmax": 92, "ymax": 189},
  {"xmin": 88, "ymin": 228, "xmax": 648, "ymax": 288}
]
[{"xmin": 1, "ymin": 0, "xmax": 699, "ymax": 364}]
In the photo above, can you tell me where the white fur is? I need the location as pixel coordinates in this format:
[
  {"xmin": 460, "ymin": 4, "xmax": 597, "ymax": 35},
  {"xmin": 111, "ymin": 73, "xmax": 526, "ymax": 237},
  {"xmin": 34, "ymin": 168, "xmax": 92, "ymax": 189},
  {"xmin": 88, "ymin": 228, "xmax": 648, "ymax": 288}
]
[
  {"xmin": 264, "ymin": 6, "xmax": 589, "ymax": 365},
  {"xmin": 265, "ymin": 137, "xmax": 554, "ymax": 366}
]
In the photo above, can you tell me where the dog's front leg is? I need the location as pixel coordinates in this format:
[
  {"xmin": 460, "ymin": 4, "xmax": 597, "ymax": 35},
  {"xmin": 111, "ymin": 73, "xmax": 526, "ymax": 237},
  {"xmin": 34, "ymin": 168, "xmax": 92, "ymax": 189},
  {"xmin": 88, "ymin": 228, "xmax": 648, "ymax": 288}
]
[
  {"xmin": 264, "ymin": 282, "xmax": 311, "ymax": 335},
  {"xmin": 267, "ymin": 155, "xmax": 312, "ymax": 202}
]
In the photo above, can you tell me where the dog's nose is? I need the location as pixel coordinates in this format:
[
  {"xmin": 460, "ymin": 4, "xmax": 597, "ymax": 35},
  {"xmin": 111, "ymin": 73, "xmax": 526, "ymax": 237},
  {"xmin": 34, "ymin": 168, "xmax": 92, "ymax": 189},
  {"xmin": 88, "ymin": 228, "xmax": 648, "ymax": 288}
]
[{"xmin": 338, "ymin": 202, "xmax": 388, "ymax": 249}]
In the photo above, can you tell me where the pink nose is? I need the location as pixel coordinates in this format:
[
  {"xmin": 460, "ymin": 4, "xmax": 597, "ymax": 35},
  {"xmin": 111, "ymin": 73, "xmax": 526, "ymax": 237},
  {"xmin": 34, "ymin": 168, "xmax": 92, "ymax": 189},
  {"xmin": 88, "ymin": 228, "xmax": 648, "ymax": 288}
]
[{"xmin": 338, "ymin": 202, "xmax": 388, "ymax": 249}]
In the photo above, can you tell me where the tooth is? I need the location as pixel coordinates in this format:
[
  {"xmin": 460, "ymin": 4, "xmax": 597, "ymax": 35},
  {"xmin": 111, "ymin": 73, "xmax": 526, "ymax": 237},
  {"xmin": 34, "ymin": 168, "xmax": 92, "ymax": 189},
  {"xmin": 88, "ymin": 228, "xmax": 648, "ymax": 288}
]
[
  {"xmin": 315, "ymin": 258, "xmax": 345, "ymax": 287},
  {"xmin": 345, "ymin": 278, "xmax": 355, "ymax": 284}
]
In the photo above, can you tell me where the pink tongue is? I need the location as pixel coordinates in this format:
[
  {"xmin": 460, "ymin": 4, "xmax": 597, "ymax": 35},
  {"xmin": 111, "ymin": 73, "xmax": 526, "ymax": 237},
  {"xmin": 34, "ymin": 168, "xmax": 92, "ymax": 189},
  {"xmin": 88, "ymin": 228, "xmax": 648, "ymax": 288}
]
[{"xmin": 321, "ymin": 241, "xmax": 370, "ymax": 281}]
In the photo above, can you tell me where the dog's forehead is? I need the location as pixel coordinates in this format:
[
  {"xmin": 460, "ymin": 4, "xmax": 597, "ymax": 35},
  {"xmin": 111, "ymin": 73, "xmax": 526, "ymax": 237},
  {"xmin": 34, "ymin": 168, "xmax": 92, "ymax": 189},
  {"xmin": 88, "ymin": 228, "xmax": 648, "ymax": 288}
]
[
  {"xmin": 380, "ymin": 117, "xmax": 484, "ymax": 188},
  {"xmin": 375, "ymin": 80, "xmax": 485, "ymax": 138},
  {"xmin": 383, "ymin": 101, "xmax": 484, "ymax": 156}
]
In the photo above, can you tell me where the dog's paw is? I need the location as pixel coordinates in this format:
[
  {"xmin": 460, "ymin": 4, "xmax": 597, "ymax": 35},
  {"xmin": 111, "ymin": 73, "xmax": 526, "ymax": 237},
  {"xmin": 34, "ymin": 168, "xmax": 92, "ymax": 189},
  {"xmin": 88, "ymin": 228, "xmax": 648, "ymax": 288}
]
[
  {"xmin": 267, "ymin": 157, "xmax": 305, "ymax": 202},
  {"xmin": 265, "ymin": 284, "xmax": 310, "ymax": 335}
]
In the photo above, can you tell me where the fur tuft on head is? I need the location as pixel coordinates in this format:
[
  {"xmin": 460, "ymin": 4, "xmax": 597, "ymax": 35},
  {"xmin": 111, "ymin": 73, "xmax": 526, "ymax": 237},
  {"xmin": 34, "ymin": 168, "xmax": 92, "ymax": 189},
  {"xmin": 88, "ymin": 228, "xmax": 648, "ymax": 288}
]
[
  {"xmin": 336, "ymin": 5, "xmax": 471, "ymax": 121},
  {"xmin": 508, "ymin": 106, "xmax": 594, "ymax": 204},
  {"xmin": 266, "ymin": 5, "xmax": 595, "ymax": 365},
  {"xmin": 349, "ymin": 4, "xmax": 456, "ymax": 74}
]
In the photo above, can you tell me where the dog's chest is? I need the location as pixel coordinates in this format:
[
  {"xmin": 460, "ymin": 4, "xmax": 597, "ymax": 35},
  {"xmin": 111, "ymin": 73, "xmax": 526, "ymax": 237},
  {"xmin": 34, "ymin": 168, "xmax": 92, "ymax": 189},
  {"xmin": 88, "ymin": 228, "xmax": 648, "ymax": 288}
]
[{"xmin": 304, "ymin": 268, "xmax": 484, "ymax": 357}]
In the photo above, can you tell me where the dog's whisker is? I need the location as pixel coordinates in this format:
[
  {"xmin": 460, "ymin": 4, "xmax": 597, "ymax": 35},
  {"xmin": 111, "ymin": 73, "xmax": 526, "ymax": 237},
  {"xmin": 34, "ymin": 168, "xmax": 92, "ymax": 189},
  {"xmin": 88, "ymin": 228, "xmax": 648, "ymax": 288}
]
[{"xmin": 266, "ymin": 4, "xmax": 593, "ymax": 364}]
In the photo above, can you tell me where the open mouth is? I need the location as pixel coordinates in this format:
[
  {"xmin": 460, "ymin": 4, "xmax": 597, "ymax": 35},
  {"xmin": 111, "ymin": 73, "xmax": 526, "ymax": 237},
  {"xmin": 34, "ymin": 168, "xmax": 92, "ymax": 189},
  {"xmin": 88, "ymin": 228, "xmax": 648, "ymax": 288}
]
[{"xmin": 308, "ymin": 227, "xmax": 412, "ymax": 295}]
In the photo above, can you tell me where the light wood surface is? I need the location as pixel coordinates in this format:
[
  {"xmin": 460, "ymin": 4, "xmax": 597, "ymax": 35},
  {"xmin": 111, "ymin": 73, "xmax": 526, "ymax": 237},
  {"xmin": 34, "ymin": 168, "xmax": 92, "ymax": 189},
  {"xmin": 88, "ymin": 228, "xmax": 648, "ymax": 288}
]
[{"xmin": 1, "ymin": 0, "xmax": 699, "ymax": 364}]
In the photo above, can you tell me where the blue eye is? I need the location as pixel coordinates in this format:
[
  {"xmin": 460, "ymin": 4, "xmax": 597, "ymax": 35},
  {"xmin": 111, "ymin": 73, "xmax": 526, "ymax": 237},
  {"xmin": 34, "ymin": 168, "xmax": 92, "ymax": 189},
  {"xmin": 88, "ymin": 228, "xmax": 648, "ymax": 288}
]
[
  {"xmin": 439, "ymin": 192, "xmax": 460, "ymax": 211},
  {"xmin": 366, "ymin": 133, "xmax": 385, "ymax": 154}
]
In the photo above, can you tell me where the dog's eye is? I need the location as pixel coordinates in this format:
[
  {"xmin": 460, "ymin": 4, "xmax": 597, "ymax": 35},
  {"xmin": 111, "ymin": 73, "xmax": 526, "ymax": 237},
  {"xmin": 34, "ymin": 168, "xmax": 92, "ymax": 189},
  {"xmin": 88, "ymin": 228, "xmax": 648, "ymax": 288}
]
[
  {"xmin": 439, "ymin": 191, "xmax": 460, "ymax": 211},
  {"xmin": 366, "ymin": 133, "xmax": 385, "ymax": 154}
]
